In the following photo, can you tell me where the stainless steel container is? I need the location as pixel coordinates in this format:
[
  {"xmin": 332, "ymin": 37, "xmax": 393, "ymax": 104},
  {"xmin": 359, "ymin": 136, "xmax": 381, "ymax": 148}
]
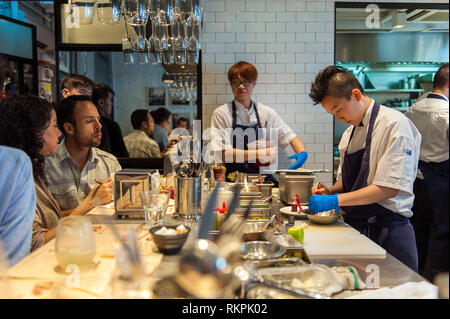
[
  {"xmin": 278, "ymin": 173, "xmax": 316, "ymax": 205},
  {"xmin": 256, "ymin": 183, "xmax": 274, "ymax": 200},
  {"xmin": 174, "ymin": 176, "xmax": 201, "ymax": 219}
]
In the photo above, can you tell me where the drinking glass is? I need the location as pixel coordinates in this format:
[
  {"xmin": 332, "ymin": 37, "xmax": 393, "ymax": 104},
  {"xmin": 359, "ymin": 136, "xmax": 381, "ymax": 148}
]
[
  {"xmin": 141, "ymin": 190, "xmax": 171, "ymax": 225},
  {"xmin": 55, "ymin": 216, "xmax": 96, "ymax": 271},
  {"xmin": 96, "ymin": 0, "xmax": 122, "ymax": 25},
  {"xmin": 69, "ymin": 0, "xmax": 96, "ymax": 25},
  {"xmin": 124, "ymin": 0, "xmax": 149, "ymax": 25}
]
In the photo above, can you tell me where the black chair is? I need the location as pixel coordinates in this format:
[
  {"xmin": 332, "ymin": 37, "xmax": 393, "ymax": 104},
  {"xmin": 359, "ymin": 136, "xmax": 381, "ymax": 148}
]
[{"xmin": 117, "ymin": 157, "xmax": 164, "ymax": 173}]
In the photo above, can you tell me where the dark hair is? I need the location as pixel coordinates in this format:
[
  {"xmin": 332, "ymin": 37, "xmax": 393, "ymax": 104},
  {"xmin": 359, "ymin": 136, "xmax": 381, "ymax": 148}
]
[
  {"xmin": 131, "ymin": 109, "xmax": 150, "ymax": 129},
  {"xmin": 176, "ymin": 117, "xmax": 189, "ymax": 126},
  {"xmin": 0, "ymin": 94, "xmax": 53, "ymax": 178},
  {"xmin": 228, "ymin": 61, "xmax": 258, "ymax": 83},
  {"xmin": 61, "ymin": 74, "xmax": 94, "ymax": 91},
  {"xmin": 309, "ymin": 66, "xmax": 365, "ymax": 105},
  {"xmin": 92, "ymin": 82, "xmax": 114, "ymax": 106},
  {"xmin": 150, "ymin": 107, "xmax": 171, "ymax": 125},
  {"xmin": 433, "ymin": 64, "xmax": 449, "ymax": 90},
  {"xmin": 56, "ymin": 95, "xmax": 92, "ymax": 132}
]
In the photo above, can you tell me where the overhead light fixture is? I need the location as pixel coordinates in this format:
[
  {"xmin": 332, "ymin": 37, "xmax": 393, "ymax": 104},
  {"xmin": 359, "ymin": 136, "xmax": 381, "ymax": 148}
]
[{"xmin": 392, "ymin": 12, "xmax": 407, "ymax": 29}]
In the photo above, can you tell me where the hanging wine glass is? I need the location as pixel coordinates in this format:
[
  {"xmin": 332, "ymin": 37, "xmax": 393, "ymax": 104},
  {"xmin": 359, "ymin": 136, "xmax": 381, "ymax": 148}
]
[
  {"xmin": 122, "ymin": 17, "xmax": 135, "ymax": 64},
  {"xmin": 69, "ymin": 0, "xmax": 96, "ymax": 25},
  {"xmin": 96, "ymin": 0, "xmax": 121, "ymax": 25},
  {"xmin": 124, "ymin": 0, "xmax": 149, "ymax": 26}
]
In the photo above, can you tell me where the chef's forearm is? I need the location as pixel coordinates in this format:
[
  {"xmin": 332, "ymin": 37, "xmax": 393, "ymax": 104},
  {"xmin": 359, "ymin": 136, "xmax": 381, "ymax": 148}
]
[
  {"xmin": 222, "ymin": 148, "xmax": 253, "ymax": 162},
  {"xmin": 290, "ymin": 136, "xmax": 306, "ymax": 154},
  {"xmin": 337, "ymin": 184, "xmax": 399, "ymax": 206}
]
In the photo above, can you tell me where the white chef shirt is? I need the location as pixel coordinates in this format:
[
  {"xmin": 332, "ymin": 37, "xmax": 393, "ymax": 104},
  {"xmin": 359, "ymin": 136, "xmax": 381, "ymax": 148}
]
[
  {"xmin": 211, "ymin": 100, "xmax": 297, "ymax": 151},
  {"xmin": 336, "ymin": 100, "xmax": 422, "ymax": 218},
  {"xmin": 404, "ymin": 93, "xmax": 449, "ymax": 163}
]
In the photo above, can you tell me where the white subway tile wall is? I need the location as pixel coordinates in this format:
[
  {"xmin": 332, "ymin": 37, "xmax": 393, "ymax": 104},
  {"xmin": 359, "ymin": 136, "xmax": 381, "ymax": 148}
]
[{"xmin": 200, "ymin": 0, "xmax": 438, "ymax": 187}]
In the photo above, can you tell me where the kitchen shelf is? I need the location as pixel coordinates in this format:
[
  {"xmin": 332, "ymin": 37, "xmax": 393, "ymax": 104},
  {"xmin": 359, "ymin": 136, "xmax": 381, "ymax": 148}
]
[{"xmin": 365, "ymin": 89, "xmax": 424, "ymax": 93}]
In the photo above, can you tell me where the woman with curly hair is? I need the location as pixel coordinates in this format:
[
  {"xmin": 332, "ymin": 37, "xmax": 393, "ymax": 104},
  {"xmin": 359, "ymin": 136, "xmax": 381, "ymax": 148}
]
[{"xmin": 0, "ymin": 94, "xmax": 111, "ymax": 251}]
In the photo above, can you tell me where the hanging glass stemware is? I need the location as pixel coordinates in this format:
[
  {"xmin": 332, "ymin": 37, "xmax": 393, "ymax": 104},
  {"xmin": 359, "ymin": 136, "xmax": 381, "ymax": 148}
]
[
  {"xmin": 124, "ymin": 0, "xmax": 149, "ymax": 26},
  {"xmin": 96, "ymin": 0, "xmax": 121, "ymax": 25},
  {"xmin": 122, "ymin": 16, "xmax": 135, "ymax": 64},
  {"xmin": 69, "ymin": 0, "xmax": 96, "ymax": 25}
]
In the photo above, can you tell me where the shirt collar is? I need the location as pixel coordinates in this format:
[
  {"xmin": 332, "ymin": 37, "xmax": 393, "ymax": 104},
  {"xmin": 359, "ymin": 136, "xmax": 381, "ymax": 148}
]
[
  {"xmin": 428, "ymin": 92, "xmax": 449, "ymax": 102},
  {"xmin": 56, "ymin": 139, "xmax": 98, "ymax": 163},
  {"xmin": 234, "ymin": 99, "xmax": 255, "ymax": 115},
  {"xmin": 360, "ymin": 99, "xmax": 375, "ymax": 127},
  {"xmin": 135, "ymin": 129, "xmax": 149, "ymax": 138}
]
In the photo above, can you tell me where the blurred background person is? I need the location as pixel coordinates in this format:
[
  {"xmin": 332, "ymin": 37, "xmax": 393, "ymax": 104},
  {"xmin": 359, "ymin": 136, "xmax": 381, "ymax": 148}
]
[
  {"xmin": 405, "ymin": 64, "xmax": 449, "ymax": 280},
  {"xmin": 92, "ymin": 82, "xmax": 129, "ymax": 158},
  {"xmin": 124, "ymin": 109, "xmax": 161, "ymax": 158},
  {"xmin": 150, "ymin": 107, "xmax": 172, "ymax": 152}
]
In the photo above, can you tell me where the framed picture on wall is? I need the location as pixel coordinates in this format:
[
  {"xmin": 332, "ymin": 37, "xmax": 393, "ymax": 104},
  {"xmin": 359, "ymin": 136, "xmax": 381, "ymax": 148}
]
[{"xmin": 148, "ymin": 87, "xmax": 167, "ymax": 106}]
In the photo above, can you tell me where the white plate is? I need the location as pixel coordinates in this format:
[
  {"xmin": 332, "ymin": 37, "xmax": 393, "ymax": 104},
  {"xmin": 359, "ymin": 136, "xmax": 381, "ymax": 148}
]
[{"xmin": 279, "ymin": 206, "xmax": 308, "ymax": 218}]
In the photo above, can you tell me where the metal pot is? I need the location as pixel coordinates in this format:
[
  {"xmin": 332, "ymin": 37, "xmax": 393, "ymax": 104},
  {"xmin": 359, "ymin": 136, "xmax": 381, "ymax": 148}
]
[{"xmin": 278, "ymin": 173, "xmax": 316, "ymax": 205}]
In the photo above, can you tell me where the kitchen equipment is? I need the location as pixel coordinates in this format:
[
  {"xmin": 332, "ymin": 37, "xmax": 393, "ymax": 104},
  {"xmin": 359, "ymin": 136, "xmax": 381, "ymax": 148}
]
[
  {"xmin": 306, "ymin": 212, "xmax": 341, "ymax": 225},
  {"xmin": 174, "ymin": 176, "xmax": 201, "ymax": 219},
  {"xmin": 243, "ymin": 220, "xmax": 273, "ymax": 242},
  {"xmin": 256, "ymin": 183, "xmax": 274, "ymax": 200},
  {"xmin": 301, "ymin": 221, "xmax": 386, "ymax": 258},
  {"xmin": 278, "ymin": 173, "xmax": 316, "ymax": 205},
  {"xmin": 149, "ymin": 225, "xmax": 190, "ymax": 255},
  {"xmin": 241, "ymin": 241, "xmax": 286, "ymax": 260}
]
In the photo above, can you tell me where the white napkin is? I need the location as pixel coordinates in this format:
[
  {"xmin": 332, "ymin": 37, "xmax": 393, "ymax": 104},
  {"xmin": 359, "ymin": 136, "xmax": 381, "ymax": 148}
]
[{"xmin": 346, "ymin": 281, "xmax": 439, "ymax": 299}]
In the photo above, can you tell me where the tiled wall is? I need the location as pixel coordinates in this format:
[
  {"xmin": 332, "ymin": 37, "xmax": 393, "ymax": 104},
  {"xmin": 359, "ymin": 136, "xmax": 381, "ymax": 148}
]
[
  {"xmin": 202, "ymin": 0, "xmax": 336, "ymax": 186},
  {"xmin": 201, "ymin": 0, "xmax": 440, "ymax": 187}
]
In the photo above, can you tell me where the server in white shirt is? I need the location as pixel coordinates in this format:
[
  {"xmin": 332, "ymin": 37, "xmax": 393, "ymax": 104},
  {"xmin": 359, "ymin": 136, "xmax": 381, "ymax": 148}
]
[
  {"xmin": 211, "ymin": 61, "xmax": 307, "ymax": 180},
  {"xmin": 405, "ymin": 64, "xmax": 449, "ymax": 280},
  {"xmin": 308, "ymin": 66, "xmax": 421, "ymax": 272}
]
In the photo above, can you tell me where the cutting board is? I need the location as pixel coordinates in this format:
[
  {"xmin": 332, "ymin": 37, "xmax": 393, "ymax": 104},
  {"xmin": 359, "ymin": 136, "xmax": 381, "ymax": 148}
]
[{"xmin": 297, "ymin": 220, "xmax": 387, "ymax": 258}]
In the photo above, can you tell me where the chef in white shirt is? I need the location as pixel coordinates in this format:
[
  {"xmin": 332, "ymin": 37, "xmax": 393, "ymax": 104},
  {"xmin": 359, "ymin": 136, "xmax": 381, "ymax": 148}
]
[
  {"xmin": 211, "ymin": 61, "xmax": 307, "ymax": 180},
  {"xmin": 308, "ymin": 65, "xmax": 421, "ymax": 272},
  {"xmin": 405, "ymin": 63, "xmax": 449, "ymax": 280}
]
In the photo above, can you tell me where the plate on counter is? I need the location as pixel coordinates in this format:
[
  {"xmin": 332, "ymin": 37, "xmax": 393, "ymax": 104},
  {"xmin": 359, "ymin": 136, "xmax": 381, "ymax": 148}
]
[{"xmin": 280, "ymin": 206, "xmax": 309, "ymax": 219}]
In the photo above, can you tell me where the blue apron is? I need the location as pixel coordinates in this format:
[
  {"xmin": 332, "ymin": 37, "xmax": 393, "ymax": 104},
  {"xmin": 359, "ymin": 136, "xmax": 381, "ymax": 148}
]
[
  {"xmin": 419, "ymin": 93, "xmax": 449, "ymax": 279},
  {"xmin": 341, "ymin": 101, "xmax": 418, "ymax": 272},
  {"xmin": 224, "ymin": 101, "xmax": 262, "ymax": 180}
]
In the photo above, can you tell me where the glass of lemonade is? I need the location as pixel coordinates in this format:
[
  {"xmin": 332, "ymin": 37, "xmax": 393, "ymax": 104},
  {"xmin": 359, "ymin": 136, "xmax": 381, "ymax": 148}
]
[{"xmin": 55, "ymin": 216, "xmax": 96, "ymax": 271}]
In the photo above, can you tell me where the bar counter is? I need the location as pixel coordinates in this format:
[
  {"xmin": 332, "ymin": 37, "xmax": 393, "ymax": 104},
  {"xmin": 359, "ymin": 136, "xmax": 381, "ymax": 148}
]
[{"xmin": 6, "ymin": 197, "xmax": 431, "ymax": 299}]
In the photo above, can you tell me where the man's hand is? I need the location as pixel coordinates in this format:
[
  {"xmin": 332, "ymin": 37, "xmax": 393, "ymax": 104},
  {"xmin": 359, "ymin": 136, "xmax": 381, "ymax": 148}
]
[
  {"xmin": 308, "ymin": 194, "xmax": 340, "ymax": 214},
  {"xmin": 288, "ymin": 151, "xmax": 308, "ymax": 170}
]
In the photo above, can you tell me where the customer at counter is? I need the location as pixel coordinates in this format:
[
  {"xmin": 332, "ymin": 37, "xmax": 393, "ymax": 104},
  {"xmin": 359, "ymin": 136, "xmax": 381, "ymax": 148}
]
[
  {"xmin": 308, "ymin": 66, "xmax": 421, "ymax": 272},
  {"xmin": 0, "ymin": 146, "xmax": 35, "ymax": 266},
  {"xmin": 124, "ymin": 109, "xmax": 161, "ymax": 158},
  {"xmin": 405, "ymin": 64, "xmax": 449, "ymax": 280},
  {"xmin": 61, "ymin": 73, "xmax": 94, "ymax": 98},
  {"xmin": 45, "ymin": 95, "xmax": 121, "ymax": 211},
  {"xmin": 0, "ymin": 95, "xmax": 114, "ymax": 251},
  {"xmin": 92, "ymin": 82, "xmax": 129, "ymax": 158},
  {"xmin": 150, "ymin": 107, "xmax": 172, "ymax": 152},
  {"xmin": 211, "ymin": 61, "xmax": 308, "ymax": 179}
]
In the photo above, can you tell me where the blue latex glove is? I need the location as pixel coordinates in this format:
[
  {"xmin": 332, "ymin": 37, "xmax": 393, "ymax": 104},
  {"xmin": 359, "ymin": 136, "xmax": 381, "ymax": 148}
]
[
  {"xmin": 308, "ymin": 194, "xmax": 340, "ymax": 214},
  {"xmin": 288, "ymin": 151, "xmax": 308, "ymax": 170}
]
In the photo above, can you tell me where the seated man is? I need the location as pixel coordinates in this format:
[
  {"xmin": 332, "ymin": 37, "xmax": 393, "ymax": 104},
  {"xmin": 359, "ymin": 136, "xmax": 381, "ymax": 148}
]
[
  {"xmin": 45, "ymin": 95, "xmax": 122, "ymax": 210},
  {"xmin": 124, "ymin": 109, "xmax": 161, "ymax": 158},
  {"xmin": 0, "ymin": 146, "xmax": 35, "ymax": 266},
  {"xmin": 150, "ymin": 107, "xmax": 172, "ymax": 152},
  {"xmin": 92, "ymin": 82, "xmax": 129, "ymax": 158}
]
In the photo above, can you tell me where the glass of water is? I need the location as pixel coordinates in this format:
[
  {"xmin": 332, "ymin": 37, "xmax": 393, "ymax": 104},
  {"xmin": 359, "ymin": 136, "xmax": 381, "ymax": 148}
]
[{"xmin": 141, "ymin": 190, "xmax": 171, "ymax": 225}]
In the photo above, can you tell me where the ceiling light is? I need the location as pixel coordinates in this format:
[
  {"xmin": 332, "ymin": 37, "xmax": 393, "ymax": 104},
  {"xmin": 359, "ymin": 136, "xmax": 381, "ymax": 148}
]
[{"xmin": 392, "ymin": 12, "xmax": 407, "ymax": 29}]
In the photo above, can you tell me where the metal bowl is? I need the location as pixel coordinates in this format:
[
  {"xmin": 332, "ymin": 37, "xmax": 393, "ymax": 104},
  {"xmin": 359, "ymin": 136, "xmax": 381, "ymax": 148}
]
[
  {"xmin": 306, "ymin": 214, "xmax": 340, "ymax": 225},
  {"xmin": 241, "ymin": 241, "xmax": 286, "ymax": 260},
  {"xmin": 243, "ymin": 221, "xmax": 271, "ymax": 242},
  {"xmin": 149, "ymin": 225, "xmax": 190, "ymax": 255}
]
